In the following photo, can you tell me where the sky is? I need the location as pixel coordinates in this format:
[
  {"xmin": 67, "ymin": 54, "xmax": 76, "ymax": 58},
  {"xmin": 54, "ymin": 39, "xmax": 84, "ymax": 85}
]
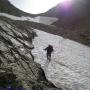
[{"xmin": 8, "ymin": 0, "xmax": 73, "ymax": 14}]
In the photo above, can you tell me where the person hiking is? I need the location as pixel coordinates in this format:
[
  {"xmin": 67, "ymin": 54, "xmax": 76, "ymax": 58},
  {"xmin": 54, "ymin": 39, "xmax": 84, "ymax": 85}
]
[{"xmin": 44, "ymin": 45, "xmax": 54, "ymax": 61}]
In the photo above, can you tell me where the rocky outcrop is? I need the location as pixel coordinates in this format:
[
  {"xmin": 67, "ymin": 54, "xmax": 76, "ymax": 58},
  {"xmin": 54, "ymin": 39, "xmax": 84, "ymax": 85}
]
[{"xmin": 0, "ymin": 15, "xmax": 62, "ymax": 90}]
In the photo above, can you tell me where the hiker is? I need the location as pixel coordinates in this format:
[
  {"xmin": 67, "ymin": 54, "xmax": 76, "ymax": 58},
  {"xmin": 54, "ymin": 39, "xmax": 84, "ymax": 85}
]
[{"xmin": 44, "ymin": 45, "xmax": 54, "ymax": 61}]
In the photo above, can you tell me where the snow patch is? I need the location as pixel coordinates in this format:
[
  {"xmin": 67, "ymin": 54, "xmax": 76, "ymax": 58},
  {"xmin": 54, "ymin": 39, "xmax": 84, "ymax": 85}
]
[
  {"xmin": 32, "ymin": 29, "xmax": 90, "ymax": 90},
  {"xmin": 0, "ymin": 13, "xmax": 58, "ymax": 25},
  {"xmin": 35, "ymin": 16, "xmax": 58, "ymax": 25}
]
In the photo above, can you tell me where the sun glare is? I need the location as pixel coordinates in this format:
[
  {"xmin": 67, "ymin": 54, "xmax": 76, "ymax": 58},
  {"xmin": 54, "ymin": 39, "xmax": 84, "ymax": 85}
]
[{"xmin": 9, "ymin": 0, "xmax": 73, "ymax": 14}]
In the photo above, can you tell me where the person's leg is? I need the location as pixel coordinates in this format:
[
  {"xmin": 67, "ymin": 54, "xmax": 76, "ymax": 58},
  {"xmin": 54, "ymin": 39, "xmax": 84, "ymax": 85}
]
[
  {"xmin": 46, "ymin": 53, "xmax": 48, "ymax": 59},
  {"xmin": 47, "ymin": 53, "xmax": 51, "ymax": 61}
]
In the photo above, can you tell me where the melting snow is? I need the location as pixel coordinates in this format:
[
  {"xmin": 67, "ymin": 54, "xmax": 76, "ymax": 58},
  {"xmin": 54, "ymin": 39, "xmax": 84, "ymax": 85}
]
[
  {"xmin": 32, "ymin": 29, "xmax": 90, "ymax": 90},
  {"xmin": 0, "ymin": 13, "xmax": 58, "ymax": 25}
]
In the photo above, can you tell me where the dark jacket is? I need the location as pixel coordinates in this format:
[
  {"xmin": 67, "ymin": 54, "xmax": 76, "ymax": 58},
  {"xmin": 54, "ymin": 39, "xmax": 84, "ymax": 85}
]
[{"xmin": 44, "ymin": 45, "xmax": 53, "ymax": 54}]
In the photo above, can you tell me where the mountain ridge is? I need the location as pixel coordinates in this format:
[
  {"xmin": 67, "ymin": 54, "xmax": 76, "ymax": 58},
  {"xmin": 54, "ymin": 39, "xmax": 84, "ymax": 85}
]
[{"xmin": 0, "ymin": 0, "xmax": 36, "ymax": 17}]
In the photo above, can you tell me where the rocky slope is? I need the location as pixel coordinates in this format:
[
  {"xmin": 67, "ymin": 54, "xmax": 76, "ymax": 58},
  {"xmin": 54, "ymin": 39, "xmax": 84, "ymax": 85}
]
[
  {"xmin": 0, "ymin": 0, "xmax": 62, "ymax": 90},
  {"xmin": 0, "ymin": 14, "xmax": 63, "ymax": 90}
]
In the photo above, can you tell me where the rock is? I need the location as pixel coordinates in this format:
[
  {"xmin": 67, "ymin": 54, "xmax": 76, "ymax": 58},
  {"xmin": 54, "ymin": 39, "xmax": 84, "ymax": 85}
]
[{"xmin": 0, "ymin": 14, "xmax": 62, "ymax": 89}]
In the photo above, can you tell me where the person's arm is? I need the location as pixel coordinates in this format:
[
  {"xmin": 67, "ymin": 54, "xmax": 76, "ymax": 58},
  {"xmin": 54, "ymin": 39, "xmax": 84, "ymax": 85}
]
[{"xmin": 43, "ymin": 47, "xmax": 48, "ymax": 50}]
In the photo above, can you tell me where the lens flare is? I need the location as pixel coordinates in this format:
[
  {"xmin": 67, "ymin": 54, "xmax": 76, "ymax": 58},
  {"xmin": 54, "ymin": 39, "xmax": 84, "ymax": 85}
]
[{"xmin": 8, "ymin": 0, "xmax": 73, "ymax": 14}]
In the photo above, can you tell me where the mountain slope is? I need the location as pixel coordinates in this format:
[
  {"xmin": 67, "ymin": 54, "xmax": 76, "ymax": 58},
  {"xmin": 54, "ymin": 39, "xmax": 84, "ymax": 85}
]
[
  {"xmin": 0, "ymin": 0, "xmax": 90, "ymax": 89},
  {"xmin": 41, "ymin": 0, "xmax": 90, "ymax": 26},
  {"xmin": 0, "ymin": 0, "xmax": 62, "ymax": 90},
  {"xmin": 0, "ymin": 0, "xmax": 34, "ymax": 17},
  {"xmin": 2, "ymin": 0, "xmax": 90, "ymax": 46},
  {"xmin": 0, "ymin": 13, "xmax": 63, "ymax": 90},
  {"xmin": 38, "ymin": 0, "xmax": 90, "ymax": 46}
]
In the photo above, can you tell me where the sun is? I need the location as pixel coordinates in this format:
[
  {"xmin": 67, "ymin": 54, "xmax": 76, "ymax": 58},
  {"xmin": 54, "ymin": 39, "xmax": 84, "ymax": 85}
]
[{"xmin": 8, "ymin": 0, "xmax": 72, "ymax": 14}]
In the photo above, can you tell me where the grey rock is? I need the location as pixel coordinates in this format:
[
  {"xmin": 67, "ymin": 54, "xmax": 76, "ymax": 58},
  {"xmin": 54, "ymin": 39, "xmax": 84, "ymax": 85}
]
[{"xmin": 0, "ymin": 14, "xmax": 62, "ymax": 90}]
